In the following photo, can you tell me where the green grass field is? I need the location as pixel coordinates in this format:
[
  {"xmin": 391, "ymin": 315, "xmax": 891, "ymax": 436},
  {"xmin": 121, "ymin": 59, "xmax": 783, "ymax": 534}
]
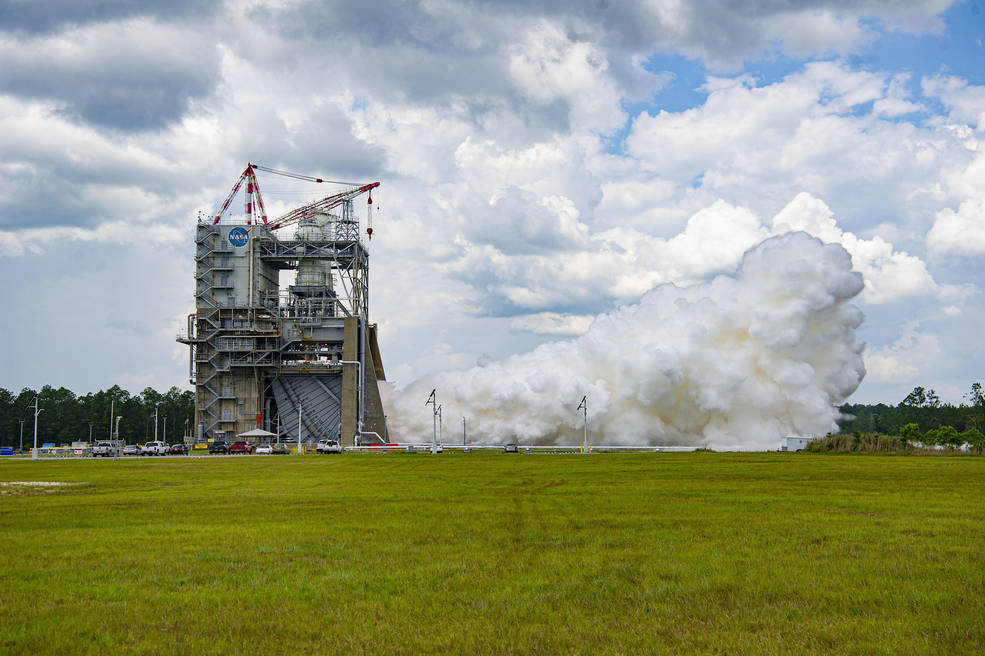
[{"xmin": 1, "ymin": 452, "xmax": 983, "ymax": 655}]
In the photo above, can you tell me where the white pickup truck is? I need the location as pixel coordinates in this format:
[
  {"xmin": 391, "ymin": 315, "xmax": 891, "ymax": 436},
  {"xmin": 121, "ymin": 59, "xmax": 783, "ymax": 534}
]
[
  {"xmin": 92, "ymin": 441, "xmax": 120, "ymax": 457},
  {"xmin": 140, "ymin": 441, "xmax": 169, "ymax": 456}
]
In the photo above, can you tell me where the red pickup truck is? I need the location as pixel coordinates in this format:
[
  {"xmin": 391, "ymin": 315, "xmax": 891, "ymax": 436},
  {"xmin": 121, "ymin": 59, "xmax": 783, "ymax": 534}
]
[{"xmin": 229, "ymin": 441, "xmax": 253, "ymax": 454}]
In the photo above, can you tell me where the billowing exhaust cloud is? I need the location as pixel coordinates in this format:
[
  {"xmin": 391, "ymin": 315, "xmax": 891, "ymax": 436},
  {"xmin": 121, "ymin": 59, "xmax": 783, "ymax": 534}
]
[{"xmin": 384, "ymin": 232, "xmax": 865, "ymax": 450}]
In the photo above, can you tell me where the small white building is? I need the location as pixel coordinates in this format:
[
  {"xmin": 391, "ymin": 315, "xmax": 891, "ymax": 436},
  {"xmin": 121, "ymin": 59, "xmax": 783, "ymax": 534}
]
[{"xmin": 780, "ymin": 435, "xmax": 814, "ymax": 452}]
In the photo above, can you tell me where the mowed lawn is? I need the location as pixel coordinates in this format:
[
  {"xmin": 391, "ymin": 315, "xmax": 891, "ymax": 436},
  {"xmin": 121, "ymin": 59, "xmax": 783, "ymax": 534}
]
[{"xmin": 1, "ymin": 452, "xmax": 983, "ymax": 655}]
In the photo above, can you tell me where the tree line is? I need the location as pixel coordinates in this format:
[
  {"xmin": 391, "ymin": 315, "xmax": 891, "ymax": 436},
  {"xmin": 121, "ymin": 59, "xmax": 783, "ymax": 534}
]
[
  {"xmin": 0, "ymin": 385, "xmax": 195, "ymax": 448},
  {"xmin": 2, "ymin": 381, "xmax": 981, "ymax": 450},
  {"xmin": 838, "ymin": 383, "xmax": 985, "ymax": 439}
]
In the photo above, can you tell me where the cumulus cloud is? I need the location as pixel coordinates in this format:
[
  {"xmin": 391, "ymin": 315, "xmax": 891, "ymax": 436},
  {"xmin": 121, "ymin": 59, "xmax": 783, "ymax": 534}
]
[
  {"xmin": 0, "ymin": 0, "xmax": 212, "ymax": 34},
  {"xmin": 508, "ymin": 20, "xmax": 625, "ymax": 133},
  {"xmin": 446, "ymin": 190, "xmax": 937, "ymax": 321},
  {"xmin": 863, "ymin": 322, "xmax": 943, "ymax": 383},
  {"xmin": 625, "ymin": 61, "xmax": 968, "ymax": 232},
  {"xmin": 772, "ymin": 193, "xmax": 938, "ymax": 303},
  {"xmin": 386, "ymin": 233, "xmax": 865, "ymax": 449},
  {"xmin": 0, "ymin": 220, "xmax": 187, "ymax": 256},
  {"xmin": 510, "ymin": 312, "xmax": 595, "ymax": 336},
  {"xmin": 1, "ymin": 0, "xmax": 981, "ymax": 404},
  {"xmin": 0, "ymin": 18, "xmax": 221, "ymax": 130},
  {"xmin": 922, "ymin": 73, "xmax": 985, "ymax": 129},
  {"xmin": 927, "ymin": 197, "xmax": 985, "ymax": 255}
]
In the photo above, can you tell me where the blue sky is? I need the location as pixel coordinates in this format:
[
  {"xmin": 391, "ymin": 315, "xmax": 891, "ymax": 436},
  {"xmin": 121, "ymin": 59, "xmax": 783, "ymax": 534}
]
[{"xmin": 1, "ymin": 1, "xmax": 984, "ymax": 443}]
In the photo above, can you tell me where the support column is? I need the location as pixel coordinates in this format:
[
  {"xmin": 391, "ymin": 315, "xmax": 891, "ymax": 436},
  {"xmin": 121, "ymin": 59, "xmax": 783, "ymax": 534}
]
[{"xmin": 340, "ymin": 316, "xmax": 359, "ymax": 445}]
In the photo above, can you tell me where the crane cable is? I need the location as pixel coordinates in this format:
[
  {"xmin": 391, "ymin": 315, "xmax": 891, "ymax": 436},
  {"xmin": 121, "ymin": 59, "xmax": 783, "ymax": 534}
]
[{"xmin": 251, "ymin": 164, "xmax": 363, "ymax": 187}]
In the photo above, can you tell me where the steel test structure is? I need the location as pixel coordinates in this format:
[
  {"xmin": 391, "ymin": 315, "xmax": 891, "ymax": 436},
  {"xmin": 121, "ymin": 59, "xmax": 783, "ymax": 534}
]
[{"xmin": 178, "ymin": 164, "xmax": 388, "ymax": 447}]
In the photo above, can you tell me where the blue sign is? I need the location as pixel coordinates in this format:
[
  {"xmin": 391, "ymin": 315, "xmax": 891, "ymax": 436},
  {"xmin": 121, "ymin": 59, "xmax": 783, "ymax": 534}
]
[{"xmin": 228, "ymin": 226, "xmax": 249, "ymax": 247}]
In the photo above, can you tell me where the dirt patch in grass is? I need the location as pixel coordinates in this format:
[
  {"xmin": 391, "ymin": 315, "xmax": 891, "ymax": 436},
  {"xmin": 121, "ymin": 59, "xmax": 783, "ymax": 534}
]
[{"xmin": 0, "ymin": 481, "xmax": 85, "ymax": 496}]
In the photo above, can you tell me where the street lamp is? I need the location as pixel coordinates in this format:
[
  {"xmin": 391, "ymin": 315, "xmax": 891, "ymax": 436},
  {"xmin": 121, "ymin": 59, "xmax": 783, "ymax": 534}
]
[
  {"xmin": 154, "ymin": 402, "xmax": 162, "ymax": 442},
  {"xmin": 19, "ymin": 418, "xmax": 24, "ymax": 453},
  {"xmin": 108, "ymin": 397, "xmax": 115, "ymax": 441},
  {"xmin": 88, "ymin": 422, "xmax": 93, "ymax": 444},
  {"xmin": 163, "ymin": 416, "xmax": 168, "ymax": 443}
]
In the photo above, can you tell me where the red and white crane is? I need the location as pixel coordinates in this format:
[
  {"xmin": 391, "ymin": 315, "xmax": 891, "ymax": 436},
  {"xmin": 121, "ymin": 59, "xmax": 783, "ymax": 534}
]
[
  {"xmin": 211, "ymin": 163, "xmax": 269, "ymax": 226},
  {"xmin": 211, "ymin": 163, "xmax": 380, "ymax": 238}
]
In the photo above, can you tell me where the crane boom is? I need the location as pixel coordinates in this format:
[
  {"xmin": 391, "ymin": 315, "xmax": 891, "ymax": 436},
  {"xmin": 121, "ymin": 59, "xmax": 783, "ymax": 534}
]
[
  {"xmin": 268, "ymin": 182, "xmax": 380, "ymax": 231},
  {"xmin": 210, "ymin": 164, "xmax": 379, "ymax": 236}
]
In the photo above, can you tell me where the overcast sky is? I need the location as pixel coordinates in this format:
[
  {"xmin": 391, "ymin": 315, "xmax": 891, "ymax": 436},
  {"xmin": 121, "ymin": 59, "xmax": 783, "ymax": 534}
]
[{"xmin": 1, "ymin": 0, "xmax": 983, "ymax": 406}]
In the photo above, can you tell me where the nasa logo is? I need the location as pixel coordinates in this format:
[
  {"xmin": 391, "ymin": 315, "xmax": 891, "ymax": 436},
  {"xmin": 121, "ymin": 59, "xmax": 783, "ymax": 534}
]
[{"xmin": 228, "ymin": 226, "xmax": 249, "ymax": 247}]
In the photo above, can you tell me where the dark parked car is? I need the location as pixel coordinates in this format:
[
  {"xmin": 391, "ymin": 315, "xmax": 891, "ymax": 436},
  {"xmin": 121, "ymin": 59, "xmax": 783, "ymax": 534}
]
[
  {"xmin": 229, "ymin": 440, "xmax": 253, "ymax": 454},
  {"xmin": 169, "ymin": 443, "xmax": 189, "ymax": 455},
  {"xmin": 208, "ymin": 441, "xmax": 229, "ymax": 454}
]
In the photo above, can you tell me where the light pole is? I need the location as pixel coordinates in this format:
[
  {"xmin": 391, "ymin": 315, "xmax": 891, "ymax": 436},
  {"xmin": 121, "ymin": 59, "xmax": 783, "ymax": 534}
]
[
  {"xmin": 163, "ymin": 416, "xmax": 168, "ymax": 444},
  {"xmin": 31, "ymin": 396, "xmax": 44, "ymax": 460},
  {"xmin": 462, "ymin": 416, "xmax": 466, "ymax": 446},
  {"xmin": 19, "ymin": 418, "xmax": 24, "ymax": 453},
  {"xmin": 88, "ymin": 423, "xmax": 93, "ymax": 444},
  {"xmin": 425, "ymin": 389, "xmax": 437, "ymax": 446},
  {"xmin": 437, "ymin": 405, "xmax": 442, "ymax": 443},
  {"xmin": 297, "ymin": 400, "xmax": 302, "ymax": 455},
  {"xmin": 154, "ymin": 402, "xmax": 161, "ymax": 442},
  {"xmin": 115, "ymin": 416, "xmax": 122, "ymax": 441},
  {"xmin": 577, "ymin": 395, "xmax": 589, "ymax": 453}
]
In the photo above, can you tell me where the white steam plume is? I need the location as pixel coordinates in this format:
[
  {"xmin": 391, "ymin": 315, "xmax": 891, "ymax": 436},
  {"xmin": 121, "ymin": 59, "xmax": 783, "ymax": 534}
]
[{"xmin": 384, "ymin": 232, "xmax": 866, "ymax": 450}]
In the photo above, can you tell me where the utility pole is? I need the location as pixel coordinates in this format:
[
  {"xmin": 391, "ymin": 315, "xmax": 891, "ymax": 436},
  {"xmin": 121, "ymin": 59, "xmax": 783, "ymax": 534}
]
[
  {"xmin": 108, "ymin": 398, "xmax": 114, "ymax": 441},
  {"xmin": 154, "ymin": 402, "xmax": 161, "ymax": 442},
  {"xmin": 31, "ymin": 395, "xmax": 43, "ymax": 460},
  {"xmin": 462, "ymin": 416, "xmax": 466, "ymax": 446},
  {"xmin": 437, "ymin": 405, "xmax": 442, "ymax": 443},
  {"xmin": 19, "ymin": 419, "xmax": 24, "ymax": 453},
  {"xmin": 297, "ymin": 400, "xmax": 302, "ymax": 455},
  {"xmin": 163, "ymin": 416, "xmax": 168, "ymax": 443},
  {"xmin": 425, "ymin": 389, "xmax": 437, "ymax": 446},
  {"xmin": 577, "ymin": 395, "xmax": 589, "ymax": 454},
  {"xmin": 88, "ymin": 423, "xmax": 93, "ymax": 444}
]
